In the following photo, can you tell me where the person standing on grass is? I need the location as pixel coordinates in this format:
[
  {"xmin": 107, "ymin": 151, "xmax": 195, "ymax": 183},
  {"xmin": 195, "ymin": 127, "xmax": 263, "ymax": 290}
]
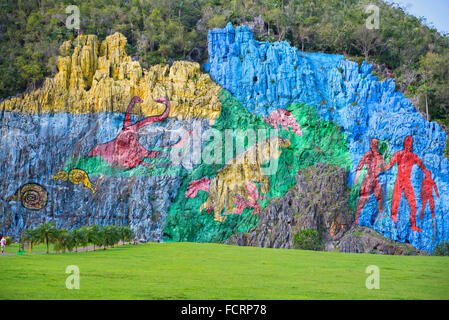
[{"xmin": 1, "ymin": 236, "xmax": 6, "ymax": 255}]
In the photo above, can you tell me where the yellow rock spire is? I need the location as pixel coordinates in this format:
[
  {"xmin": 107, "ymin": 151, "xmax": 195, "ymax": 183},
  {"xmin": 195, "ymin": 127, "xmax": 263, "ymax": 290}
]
[{"xmin": 1, "ymin": 32, "xmax": 222, "ymax": 120}]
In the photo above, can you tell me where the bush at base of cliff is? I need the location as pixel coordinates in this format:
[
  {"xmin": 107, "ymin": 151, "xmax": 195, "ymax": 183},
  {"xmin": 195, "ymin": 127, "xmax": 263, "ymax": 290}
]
[
  {"xmin": 433, "ymin": 241, "xmax": 449, "ymax": 256},
  {"xmin": 293, "ymin": 229, "xmax": 323, "ymax": 251}
]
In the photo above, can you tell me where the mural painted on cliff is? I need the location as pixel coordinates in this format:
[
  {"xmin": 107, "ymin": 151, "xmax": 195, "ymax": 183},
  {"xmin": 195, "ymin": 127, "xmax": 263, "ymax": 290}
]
[
  {"xmin": 51, "ymin": 169, "xmax": 96, "ymax": 194},
  {"xmin": 87, "ymin": 96, "xmax": 169, "ymax": 169},
  {"xmin": 263, "ymin": 109, "xmax": 303, "ymax": 137},
  {"xmin": 186, "ymin": 136, "xmax": 291, "ymax": 222},
  {"xmin": 354, "ymin": 136, "xmax": 439, "ymax": 233},
  {"xmin": 1, "ymin": 25, "xmax": 447, "ymax": 253},
  {"xmin": 0, "ymin": 32, "xmax": 224, "ymax": 241},
  {"xmin": 383, "ymin": 136, "xmax": 430, "ymax": 232},
  {"xmin": 420, "ymin": 170, "xmax": 439, "ymax": 220},
  {"xmin": 354, "ymin": 138, "xmax": 385, "ymax": 225},
  {"xmin": 206, "ymin": 23, "xmax": 449, "ymax": 252},
  {"xmin": 60, "ymin": 96, "xmax": 197, "ymax": 179},
  {"xmin": 163, "ymin": 91, "xmax": 351, "ymax": 243}
]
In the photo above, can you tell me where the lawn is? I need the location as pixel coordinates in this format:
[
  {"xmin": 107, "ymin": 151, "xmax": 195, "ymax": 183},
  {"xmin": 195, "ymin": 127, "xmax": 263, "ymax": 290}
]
[{"xmin": 0, "ymin": 242, "xmax": 448, "ymax": 300}]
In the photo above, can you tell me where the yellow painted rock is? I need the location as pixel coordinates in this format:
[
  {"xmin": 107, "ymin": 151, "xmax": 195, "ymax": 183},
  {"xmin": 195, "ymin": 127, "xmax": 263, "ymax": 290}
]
[{"xmin": 201, "ymin": 136, "xmax": 291, "ymax": 222}]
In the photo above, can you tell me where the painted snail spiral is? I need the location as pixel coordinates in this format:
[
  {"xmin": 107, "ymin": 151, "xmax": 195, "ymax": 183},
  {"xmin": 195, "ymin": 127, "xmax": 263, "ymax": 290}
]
[
  {"xmin": 6, "ymin": 183, "xmax": 48, "ymax": 210},
  {"xmin": 50, "ymin": 171, "xmax": 68, "ymax": 181},
  {"xmin": 69, "ymin": 169, "xmax": 87, "ymax": 185}
]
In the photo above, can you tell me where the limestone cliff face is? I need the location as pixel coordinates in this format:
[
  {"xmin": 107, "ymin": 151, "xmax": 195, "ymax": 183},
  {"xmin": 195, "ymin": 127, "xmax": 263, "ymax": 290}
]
[
  {"xmin": 1, "ymin": 26, "xmax": 447, "ymax": 254},
  {"xmin": 207, "ymin": 23, "xmax": 449, "ymax": 253},
  {"xmin": 0, "ymin": 33, "xmax": 221, "ymax": 241},
  {"xmin": 1, "ymin": 33, "xmax": 222, "ymax": 120}
]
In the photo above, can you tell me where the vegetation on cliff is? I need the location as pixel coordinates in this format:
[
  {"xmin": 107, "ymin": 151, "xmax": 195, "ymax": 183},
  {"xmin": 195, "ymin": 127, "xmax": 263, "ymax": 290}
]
[{"xmin": 1, "ymin": 0, "xmax": 448, "ymax": 125}]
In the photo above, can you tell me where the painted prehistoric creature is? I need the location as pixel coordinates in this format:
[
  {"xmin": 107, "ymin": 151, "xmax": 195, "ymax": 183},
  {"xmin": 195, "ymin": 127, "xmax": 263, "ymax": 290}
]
[
  {"xmin": 186, "ymin": 136, "xmax": 291, "ymax": 222},
  {"xmin": 383, "ymin": 136, "xmax": 428, "ymax": 232},
  {"xmin": 87, "ymin": 96, "xmax": 170, "ymax": 169},
  {"xmin": 419, "ymin": 170, "xmax": 439, "ymax": 220},
  {"xmin": 6, "ymin": 183, "xmax": 48, "ymax": 210},
  {"xmin": 51, "ymin": 169, "xmax": 96, "ymax": 194},
  {"xmin": 185, "ymin": 177, "xmax": 211, "ymax": 198},
  {"xmin": 353, "ymin": 138, "xmax": 385, "ymax": 225},
  {"xmin": 232, "ymin": 180, "xmax": 269, "ymax": 215},
  {"xmin": 263, "ymin": 109, "xmax": 302, "ymax": 136}
]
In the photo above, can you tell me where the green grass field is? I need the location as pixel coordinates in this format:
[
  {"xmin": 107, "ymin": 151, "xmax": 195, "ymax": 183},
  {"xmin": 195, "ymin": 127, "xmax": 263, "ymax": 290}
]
[{"xmin": 1, "ymin": 242, "xmax": 448, "ymax": 300}]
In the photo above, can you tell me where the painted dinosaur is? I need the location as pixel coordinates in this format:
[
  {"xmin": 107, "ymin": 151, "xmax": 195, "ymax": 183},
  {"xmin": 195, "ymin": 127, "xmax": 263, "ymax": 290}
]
[
  {"xmin": 88, "ymin": 96, "xmax": 170, "ymax": 170},
  {"xmin": 232, "ymin": 180, "xmax": 269, "ymax": 215},
  {"xmin": 185, "ymin": 136, "xmax": 291, "ymax": 222}
]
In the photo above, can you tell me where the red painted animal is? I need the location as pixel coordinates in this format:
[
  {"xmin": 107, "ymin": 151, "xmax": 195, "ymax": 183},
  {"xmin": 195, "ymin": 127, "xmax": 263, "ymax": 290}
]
[
  {"xmin": 232, "ymin": 180, "xmax": 268, "ymax": 215},
  {"xmin": 263, "ymin": 109, "xmax": 302, "ymax": 136},
  {"xmin": 185, "ymin": 177, "xmax": 211, "ymax": 198},
  {"xmin": 88, "ymin": 96, "xmax": 170, "ymax": 170}
]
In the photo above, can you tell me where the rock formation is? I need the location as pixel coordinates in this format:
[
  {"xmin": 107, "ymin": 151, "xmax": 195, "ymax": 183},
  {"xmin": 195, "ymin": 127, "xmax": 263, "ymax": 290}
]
[
  {"xmin": 1, "ymin": 33, "xmax": 222, "ymax": 120},
  {"xmin": 1, "ymin": 25, "xmax": 447, "ymax": 254},
  {"xmin": 207, "ymin": 23, "xmax": 449, "ymax": 253},
  {"xmin": 0, "ymin": 33, "xmax": 221, "ymax": 241}
]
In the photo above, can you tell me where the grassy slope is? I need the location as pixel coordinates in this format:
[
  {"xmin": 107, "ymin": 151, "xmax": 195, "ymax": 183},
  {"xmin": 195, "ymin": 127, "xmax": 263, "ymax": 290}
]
[{"xmin": 1, "ymin": 243, "xmax": 448, "ymax": 300}]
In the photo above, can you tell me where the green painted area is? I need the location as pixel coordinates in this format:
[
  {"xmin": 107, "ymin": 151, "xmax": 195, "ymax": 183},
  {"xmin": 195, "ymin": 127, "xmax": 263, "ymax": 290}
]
[
  {"xmin": 1, "ymin": 242, "xmax": 448, "ymax": 299},
  {"xmin": 63, "ymin": 156, "xmax": 183, "ymax": 177},
  {"xmin": 163, "ymin": 90, "xmax": 352, "ymax": 243}
]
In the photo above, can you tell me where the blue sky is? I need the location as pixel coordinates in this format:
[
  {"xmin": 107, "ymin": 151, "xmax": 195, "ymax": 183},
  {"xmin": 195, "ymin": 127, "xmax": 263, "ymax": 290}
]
[{"xmin": 388, "ymin": 0, "xmax": 449, "ymax": 33}]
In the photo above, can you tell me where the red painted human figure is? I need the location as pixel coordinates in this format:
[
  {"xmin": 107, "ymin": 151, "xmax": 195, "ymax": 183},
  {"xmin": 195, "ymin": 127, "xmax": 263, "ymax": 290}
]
[
  {"xmin": 383, "ymin": 136, "xmax": 427, "ymax": 232},
  {"xmin": 419, "ymin": 170, "xmax": 439, "ymax": 220},
  {"xmin": 354, "ymin": 139, "xmax": 385, "ymax": 225},
  {"xmin": 88, "ymin": 96, "xmax": 170, "ymax": 170}
]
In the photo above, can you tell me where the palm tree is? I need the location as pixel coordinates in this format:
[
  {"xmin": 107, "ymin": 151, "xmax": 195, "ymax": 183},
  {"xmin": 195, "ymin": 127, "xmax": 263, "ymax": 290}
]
[
  {"xmin": 77, "ymin": 227, "xmax": 89, "ymax": 251},
  {"xmin": 96, "ymin": 227, "xmax": 107, "ymax": 250},
  {"xmin": 102, "ymin": 225, "xmax": 119, "ymax": 248},
  {"xmin": 34, "ymin": 222, "xmax": 59, "ymax": 253},
  {"xmin": 54, "ymin": 229, "xmax": 75, "ymax": 253},
  {"xmin": 71, "ymin": 227, "xmax": 88, "ymax": 252},
  {"xmin": 21, "ymin": 228, "xmax": 39, "ymax": 252},
  {"xmin": 118, "ymin": 226, "xmax": 134, "ymax": 245}
]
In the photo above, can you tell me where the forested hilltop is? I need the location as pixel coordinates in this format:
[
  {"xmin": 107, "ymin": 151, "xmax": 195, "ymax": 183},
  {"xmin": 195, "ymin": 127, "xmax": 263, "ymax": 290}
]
[{"xmin": 1, "ymin": 0, "xmax": 448, "ymax": 128}]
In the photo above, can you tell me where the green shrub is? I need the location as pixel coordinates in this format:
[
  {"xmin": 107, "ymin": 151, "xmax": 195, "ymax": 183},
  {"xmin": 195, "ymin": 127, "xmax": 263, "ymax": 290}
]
[
  {"xmin": 293, "ymin": 229, "xmax": 323, "ymax": 251},
  {"xmin": 433, "ymin": 241, "xmax": 449, "ymax": 256}
]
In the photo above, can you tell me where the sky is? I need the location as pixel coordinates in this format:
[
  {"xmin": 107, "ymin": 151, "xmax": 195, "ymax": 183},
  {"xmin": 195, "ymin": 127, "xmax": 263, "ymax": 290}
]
[{"xmin": 388, "ymin": 0, "xmax": 449, "ymax": 33}]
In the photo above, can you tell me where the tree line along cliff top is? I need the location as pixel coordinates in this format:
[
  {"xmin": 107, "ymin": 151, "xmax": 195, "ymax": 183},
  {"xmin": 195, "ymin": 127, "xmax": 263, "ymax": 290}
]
[{"xmin": 1, "ymin": 0, "xmax": 448, "ymax": 132}]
